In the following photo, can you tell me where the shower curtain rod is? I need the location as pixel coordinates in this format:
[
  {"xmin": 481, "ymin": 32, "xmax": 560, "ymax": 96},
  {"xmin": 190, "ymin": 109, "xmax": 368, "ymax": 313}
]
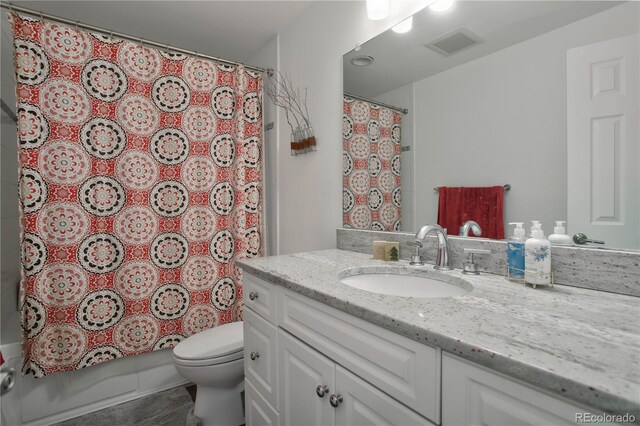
[
  {"xmin": 344, "ymin": 92, "xmax": 408, "ymax": 115},
  {"xmin": 0, "ymin": 2, "xmax": 274, "ymax": 76}
]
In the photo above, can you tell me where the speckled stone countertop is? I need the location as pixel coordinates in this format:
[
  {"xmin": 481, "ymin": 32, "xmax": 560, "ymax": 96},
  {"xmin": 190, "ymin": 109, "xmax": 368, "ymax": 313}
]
[{"xmin": 237, "ymin": 249, "xmax": 640, "ymax": 419}]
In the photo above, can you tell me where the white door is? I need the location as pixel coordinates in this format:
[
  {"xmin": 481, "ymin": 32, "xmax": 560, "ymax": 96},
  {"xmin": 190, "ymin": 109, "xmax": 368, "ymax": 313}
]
[
  {"xmin": 567, "ymin": 33, "xmax": 640, "ymax": 249},
  {"xmin": 278, "ymin": 330, "xmax": 335, "ymax": 426},
  {"xmin": 334, "ymin": 366, "xmax": 433, "ymax": 426}
]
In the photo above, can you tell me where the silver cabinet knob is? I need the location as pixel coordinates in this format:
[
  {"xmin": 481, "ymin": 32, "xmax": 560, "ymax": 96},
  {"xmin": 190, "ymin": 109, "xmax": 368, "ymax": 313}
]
[
  {"xmin": 249, "ymin": 292, "xmax": 258, "ymax": 301},
  {"xmin": 329, "ymin": 393, "xmax": 343, "ymax": 408},
  {"xmin": 316, "ymin": 385, "xmax": 329, "ymax": 398},
  {"xmin": 250, "ymin": 351, "xmax": 259, "ymax": 361}
]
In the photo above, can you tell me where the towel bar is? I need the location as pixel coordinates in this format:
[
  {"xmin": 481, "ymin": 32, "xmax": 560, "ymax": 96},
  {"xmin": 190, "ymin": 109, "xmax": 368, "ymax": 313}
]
[{"xmin": 434, "ymin": 184, "xmax": 511, "ymax": 192}]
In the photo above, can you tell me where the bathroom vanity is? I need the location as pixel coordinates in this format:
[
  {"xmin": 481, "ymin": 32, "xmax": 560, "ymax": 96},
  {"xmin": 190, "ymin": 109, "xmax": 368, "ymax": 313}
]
[{"xmin": 238, "ymin": 249, "xmax": 640, "ymax": 426}]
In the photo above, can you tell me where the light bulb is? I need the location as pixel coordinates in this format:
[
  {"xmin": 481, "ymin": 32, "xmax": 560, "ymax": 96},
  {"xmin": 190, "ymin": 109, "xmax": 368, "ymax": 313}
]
[
  {"xmin": 367, "ymin": 0, "xmax": 389, "ymax": 20},
  {"xmin": 429, "ymin": 0, "xmax": 454, "ymax": 13},
  {"xmin": 392, "ymin": 16, "xmax": 413, "ymax": 34}
]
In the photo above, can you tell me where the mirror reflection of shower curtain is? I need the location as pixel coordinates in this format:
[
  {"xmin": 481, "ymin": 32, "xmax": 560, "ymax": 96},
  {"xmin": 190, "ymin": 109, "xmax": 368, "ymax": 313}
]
[
  {"xmin": 12, "ymin": 13, "xmax": 263, "ymax": 377},
  {"xmin": 342, "ymin": 96, "xmax": 402, "ymax": 231}
]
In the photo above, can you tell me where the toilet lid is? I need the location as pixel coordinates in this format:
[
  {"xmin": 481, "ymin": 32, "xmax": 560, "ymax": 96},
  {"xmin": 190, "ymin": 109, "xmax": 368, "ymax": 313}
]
[{"xmin": 173, "ymin": 321, "xmax": 243, "ymax": 360}]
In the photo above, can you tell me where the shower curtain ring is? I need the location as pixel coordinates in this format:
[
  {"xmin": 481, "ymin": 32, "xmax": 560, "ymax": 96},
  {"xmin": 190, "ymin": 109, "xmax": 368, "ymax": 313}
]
[
  {"xmin": 109, "ymin": 30, "xmax": 114, "ymax": 42},
  {"xmin": 165, "ymin": 43, "xmax": 170, "ymax": 53},
  {"xmin": 75, "ymin": 20, "xmax": 79, "ymax": 30},
  {"xmin": 8, "ymin": 3, "xmax": 13, "ymax": 13},
  {"xmin": 195, "ymin": 51, "xmax": 199, "ymax": 59},
  {"xmin": 140, "ymin": 37, "xmax": 145, "ymax": 47}
]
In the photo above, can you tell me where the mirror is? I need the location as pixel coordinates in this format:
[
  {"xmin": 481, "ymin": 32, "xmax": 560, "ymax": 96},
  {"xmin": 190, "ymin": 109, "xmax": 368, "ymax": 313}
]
[{"xmin": 342, "ymin": 1, "xmax": 639, "ymax": 250}]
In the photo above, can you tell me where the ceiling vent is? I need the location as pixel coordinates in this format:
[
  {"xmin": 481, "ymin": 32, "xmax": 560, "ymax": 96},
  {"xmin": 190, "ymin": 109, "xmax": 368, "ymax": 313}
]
[{"xmin": 424, "ymin": 26, "xmax": 483, "ymax": 56}]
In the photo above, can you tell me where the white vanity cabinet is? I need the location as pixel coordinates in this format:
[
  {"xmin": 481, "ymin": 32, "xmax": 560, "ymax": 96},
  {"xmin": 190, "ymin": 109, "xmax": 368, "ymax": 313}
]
[
  {"xmin": 243, "ymin": 272, "xmax": 438, "ymax": 426},
  {"xmin": 243, "ymin": 271, "xmax": 615, "ymax": 426}
]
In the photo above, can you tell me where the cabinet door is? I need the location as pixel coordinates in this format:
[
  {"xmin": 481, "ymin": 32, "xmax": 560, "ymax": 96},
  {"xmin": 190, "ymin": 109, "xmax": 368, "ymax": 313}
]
[
  {"xmin": 246, "ymin": 379, "xmax": 279, "ymax": 426},
  {"xmin": 335, "ymin": 366, "xmax": 434, "ymax": 426},
  {"xmin": 442, "ymin": 353, "xmax": 597, "ymax": 425},
  {"xmin": 278, "ymin": 329, "xmax": 335, "ymax": 426},
  {"xmin": 245, "ymin": 308, "xmax": 278, "ymax": 408}
]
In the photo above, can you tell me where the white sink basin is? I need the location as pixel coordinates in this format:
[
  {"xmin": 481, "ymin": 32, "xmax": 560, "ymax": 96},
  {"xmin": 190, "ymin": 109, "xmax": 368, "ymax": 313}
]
[{"xmin": 339, "ymin": 268, "xmax": 472, "ymax": 298}]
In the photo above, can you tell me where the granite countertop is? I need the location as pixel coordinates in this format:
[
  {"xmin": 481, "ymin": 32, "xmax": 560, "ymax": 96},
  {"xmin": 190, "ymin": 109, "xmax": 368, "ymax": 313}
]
[{"xmin": 237, "ymin": 249, "xmax": 640, "ymax": 419}]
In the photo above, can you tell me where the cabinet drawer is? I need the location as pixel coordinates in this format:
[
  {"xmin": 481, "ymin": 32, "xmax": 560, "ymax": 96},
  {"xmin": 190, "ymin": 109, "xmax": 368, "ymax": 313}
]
[
  {"xmin": 278, "ymin": 289, "xmax": 440, "ymax": 423},
  {"xmin": 244, "ymin": 272, "xmax": 278, "ymax": 324},
  {"xmin": 442, "ymin": 353, "xmax": 606, "ymax": 426},
  {"xmin": 244, "ymin": 308, "xmax": 278, "ymax": 409},
  {"xmin": 246, "ymin": 379, "xmax": 279, "ymax": 426}
]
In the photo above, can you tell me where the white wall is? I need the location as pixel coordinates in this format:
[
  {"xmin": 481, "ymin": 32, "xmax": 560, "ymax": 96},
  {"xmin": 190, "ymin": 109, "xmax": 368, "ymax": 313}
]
[
  {"xmin": 375, "ymin": 84, "xmax": 415, "ymax": 231},
  {"xmin": 411, "ymin": 2, "xmax": 640, "ymax": 235},
  {"xmin": 274, "ymin": 0, "xmax": 427, "ymax": 254}
]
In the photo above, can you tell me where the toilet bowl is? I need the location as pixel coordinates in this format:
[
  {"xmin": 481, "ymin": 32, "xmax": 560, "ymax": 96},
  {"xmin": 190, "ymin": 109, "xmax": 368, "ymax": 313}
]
[{"xmin": 173, "ymin": 321, "xmax": 244, "ymax": 426}]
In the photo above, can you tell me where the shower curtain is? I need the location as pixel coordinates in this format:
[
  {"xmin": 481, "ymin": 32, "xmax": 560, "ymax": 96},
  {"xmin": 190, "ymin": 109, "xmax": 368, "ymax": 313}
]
[
  {"xmin": 11, "ymin": 13, "xmax": 263, "ymax": 377},
  {"xmin": 342, "ymin": 96, "xmax": 401, "ymax": 231}
]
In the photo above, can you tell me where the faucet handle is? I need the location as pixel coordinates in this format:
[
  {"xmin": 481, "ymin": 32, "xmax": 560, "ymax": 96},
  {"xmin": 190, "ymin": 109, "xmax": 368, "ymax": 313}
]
[
  {"xmin": 462, "ymin": 248, "xmax": 491, "ymax": 275},
  {"xmin": 408, "ymin": 241, "xmax": 424, "ymax": 265}
]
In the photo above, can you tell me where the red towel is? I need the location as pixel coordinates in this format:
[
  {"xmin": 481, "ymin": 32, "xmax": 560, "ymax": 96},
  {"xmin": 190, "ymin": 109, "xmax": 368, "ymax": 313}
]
[{"xmin": 437, "ymin": 186, "xmax": 505, "ymax": 239}]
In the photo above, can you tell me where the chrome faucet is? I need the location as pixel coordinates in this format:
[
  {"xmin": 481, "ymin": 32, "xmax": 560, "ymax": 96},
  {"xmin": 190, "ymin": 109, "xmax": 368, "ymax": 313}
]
[
  {"xmin": 460, "ymin": 220, "xmax": 482, "ymax": 237},
  {"xmin": 413, "ymin": 224, "xmax": 453, "ymax": 270}
]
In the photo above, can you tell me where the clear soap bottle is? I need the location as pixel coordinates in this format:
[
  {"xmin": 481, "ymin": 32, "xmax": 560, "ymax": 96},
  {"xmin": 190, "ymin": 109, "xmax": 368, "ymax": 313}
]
[{"xmin": 507, "ymin": 222, "xmax": 526, "ymax": 280}]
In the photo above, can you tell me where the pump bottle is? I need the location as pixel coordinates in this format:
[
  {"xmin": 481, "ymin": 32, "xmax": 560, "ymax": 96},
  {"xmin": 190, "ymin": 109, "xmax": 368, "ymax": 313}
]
[
  {"xmin": 548, "ymin": 221, "xmax": 572, "ymax": 244},
  {"xmin": 525, "ymin": 224, "xmax": 551, "ymax": 286},
  {"xmin": 529, "ymin": 220, "xmax": 542, "ymax": 237},
  {"xmin": 507, "ymin": 222, "xmax": 526, "ymax": 280}
]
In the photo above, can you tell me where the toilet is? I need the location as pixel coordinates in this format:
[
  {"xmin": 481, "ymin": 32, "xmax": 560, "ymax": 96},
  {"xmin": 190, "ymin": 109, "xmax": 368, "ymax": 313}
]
[{"xmin": 173, "ymin": 321, "xmax": 245, "ymax": 426}]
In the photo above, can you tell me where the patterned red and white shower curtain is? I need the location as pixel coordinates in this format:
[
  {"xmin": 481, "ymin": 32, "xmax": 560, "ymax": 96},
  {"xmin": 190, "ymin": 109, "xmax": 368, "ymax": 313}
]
[
  {"xmin": 342, "ymin": 96, "xmax": 401, "ymax": 231},
  {"xmin": 11, "ymin": 13, "xmax": 263, "ymax": 377}
]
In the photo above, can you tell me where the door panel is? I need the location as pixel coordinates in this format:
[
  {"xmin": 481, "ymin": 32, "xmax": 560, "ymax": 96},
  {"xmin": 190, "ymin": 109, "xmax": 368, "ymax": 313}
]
[
  {"xmin": 567, "ymin": 33, "xmax": 640, "ymax": 249},
  {"xmin": 278, "ymin": 329, "xmax": 335, "ymax": 426},
  {"xmin": 335, "ymin": 366, "xmax": 433, "ymax": 426}
]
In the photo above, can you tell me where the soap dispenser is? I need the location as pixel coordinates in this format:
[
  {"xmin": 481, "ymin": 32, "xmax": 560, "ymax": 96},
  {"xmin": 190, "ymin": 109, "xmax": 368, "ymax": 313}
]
[
  {"xmin": 507, "ymin": 222, "xmax": 526, "ymax": 280},
  {"xmin": 529, "ymin": 220, "xmax": 541, "ymax": 237},
  {"xmin": 548, "ymin": 221, "xmax": 572, "ymax": 245},
  {"xmin": 525, "ymin": 226, "xmax": 551, "ymax": 286}
]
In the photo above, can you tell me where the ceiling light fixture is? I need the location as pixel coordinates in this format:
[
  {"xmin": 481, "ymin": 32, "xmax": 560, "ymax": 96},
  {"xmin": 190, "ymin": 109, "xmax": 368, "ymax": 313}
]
[
  {"xmin": 351, "ymin": 55, "xmax": 374, "ymax": 67},
  {"xmin": 429, "ymin": 0, "xmax": 454, "ymax": 13},
  {"xmin": 367, "ymin": 0, "xmax": 389, "ymax": 20},
  {"xmin": 392, "ymin": 16, "xmax": 413, "ymax": 34}
]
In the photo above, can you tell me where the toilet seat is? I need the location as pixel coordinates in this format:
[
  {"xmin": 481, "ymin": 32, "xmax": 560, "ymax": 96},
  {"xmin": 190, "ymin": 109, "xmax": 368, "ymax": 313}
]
[
  {"xmin": 173, "ymin": 321, "xmax": 243, "ymax": 367},
  {"xmin": 173, "ymin": 348, "xmax": 243, "ymax": 367}
]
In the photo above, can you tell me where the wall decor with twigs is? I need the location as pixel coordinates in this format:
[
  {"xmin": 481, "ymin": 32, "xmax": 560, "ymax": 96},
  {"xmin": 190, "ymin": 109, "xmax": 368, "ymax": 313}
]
[{"xmin": 264, "ymin": 72, "xmax": 316, "ymax": 156}]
